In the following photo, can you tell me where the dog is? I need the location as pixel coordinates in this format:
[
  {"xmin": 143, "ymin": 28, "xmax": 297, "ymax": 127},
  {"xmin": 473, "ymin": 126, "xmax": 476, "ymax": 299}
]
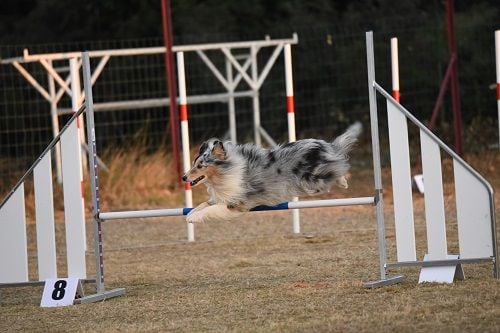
[{"xmin": 182, "ymin": 122, "xmax": 362, "ymax": 223}]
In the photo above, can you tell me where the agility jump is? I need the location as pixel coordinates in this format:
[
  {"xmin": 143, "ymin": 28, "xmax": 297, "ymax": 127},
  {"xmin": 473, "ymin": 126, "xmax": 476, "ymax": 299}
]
[
  {"xmin": 0, "ymin": 31, "xmax": 497, "ymax": 304},
  {"xmin": 177, "ymin": 40, "xmax": 302, "ymax": 241}
]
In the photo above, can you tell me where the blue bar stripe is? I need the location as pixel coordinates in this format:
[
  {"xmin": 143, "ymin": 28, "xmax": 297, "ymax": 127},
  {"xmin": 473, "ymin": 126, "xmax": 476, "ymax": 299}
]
[{"xmin": 250, "ymin": 202, "xmax": 289, "ymax": 211}]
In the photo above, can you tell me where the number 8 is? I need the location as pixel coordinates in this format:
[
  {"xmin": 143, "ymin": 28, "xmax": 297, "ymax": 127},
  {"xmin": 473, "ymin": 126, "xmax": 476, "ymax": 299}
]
[{"xmin": 51, "ymin": 280, "xmax": 67, "ymax": 300}]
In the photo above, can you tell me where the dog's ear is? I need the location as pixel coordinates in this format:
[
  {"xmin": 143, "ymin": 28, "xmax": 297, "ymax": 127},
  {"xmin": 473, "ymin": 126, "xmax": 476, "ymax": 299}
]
[
  {"xmin": 198, "ymin": 141, "xmax": 209, "ymax": 155},
  {"xmin": 212, "ymin": 140, "xmax": 226, "ymax": 160}
]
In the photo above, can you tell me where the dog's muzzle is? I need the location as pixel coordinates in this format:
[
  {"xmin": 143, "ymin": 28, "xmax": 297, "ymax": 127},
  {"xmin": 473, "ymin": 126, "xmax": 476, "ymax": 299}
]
[{"xmin": 184, "ymin": 175, "xmax": 205, "ymax": 186}]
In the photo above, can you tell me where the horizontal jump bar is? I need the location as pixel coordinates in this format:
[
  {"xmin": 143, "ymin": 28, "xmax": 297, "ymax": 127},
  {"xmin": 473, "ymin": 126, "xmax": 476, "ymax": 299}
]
[{"xmin": 98, "ymin": 196, "xmax": 375, "ymax": 221}]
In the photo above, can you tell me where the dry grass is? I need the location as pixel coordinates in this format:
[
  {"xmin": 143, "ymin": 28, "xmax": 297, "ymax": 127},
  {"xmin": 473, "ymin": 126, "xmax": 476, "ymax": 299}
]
[
  {"xmin": 0, "ymin": 147, "xmax": 499, "ymax": 333},
  {"xmin": 97, "ymin": 145, "xmax": 183, "ymax": 210}
]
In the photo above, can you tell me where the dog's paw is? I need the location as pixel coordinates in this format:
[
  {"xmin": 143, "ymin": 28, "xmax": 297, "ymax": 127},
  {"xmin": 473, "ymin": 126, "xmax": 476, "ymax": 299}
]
[{"xmin": 335, "ymin": 176, "xmax": 349, "ymax": 189}]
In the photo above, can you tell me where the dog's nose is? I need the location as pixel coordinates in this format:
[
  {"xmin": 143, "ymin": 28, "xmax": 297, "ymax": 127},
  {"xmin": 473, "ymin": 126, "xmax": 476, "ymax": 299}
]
[{"xmin": 182, "ymin": 175, "xmax": 188, "ymax": 182}]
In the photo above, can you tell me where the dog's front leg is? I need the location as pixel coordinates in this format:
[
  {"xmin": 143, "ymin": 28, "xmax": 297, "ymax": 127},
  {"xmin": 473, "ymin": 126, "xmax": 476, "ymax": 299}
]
[
  {"xmin": 186, "ymin": 204, "xmax": 245, "ymax": 223},
  {"xmin": 187, "ymin": 201, "xmax": 211, "ymax": 216}
]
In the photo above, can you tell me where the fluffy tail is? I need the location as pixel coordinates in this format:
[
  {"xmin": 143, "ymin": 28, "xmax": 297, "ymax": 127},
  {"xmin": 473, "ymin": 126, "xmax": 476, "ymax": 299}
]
[{"xmin": 332, "ymin": 121, "xmax": 362, "ymax": 154}]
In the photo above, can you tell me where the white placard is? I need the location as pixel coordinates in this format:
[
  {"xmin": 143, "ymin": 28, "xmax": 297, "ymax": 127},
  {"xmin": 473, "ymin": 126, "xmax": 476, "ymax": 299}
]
[
  {"xmin": 418, "ymin": 254, "xmax": 464, "ymax": 284},
  {"xmin": 40, "ymin": 278, "xmax": 80, "ymax": 307},
  {"xmin": 413, "ymin": 174, "xmax": 424, "ymax": 193}
]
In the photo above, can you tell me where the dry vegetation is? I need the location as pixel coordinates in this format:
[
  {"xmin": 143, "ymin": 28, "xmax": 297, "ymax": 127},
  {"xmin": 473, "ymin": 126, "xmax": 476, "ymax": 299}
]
[{"xmin": 0, "ymin": 146, "xmax": 499, "ymax": 333}]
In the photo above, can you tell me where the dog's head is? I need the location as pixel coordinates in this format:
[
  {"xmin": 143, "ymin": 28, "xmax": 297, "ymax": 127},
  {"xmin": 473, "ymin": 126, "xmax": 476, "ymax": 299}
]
[{"xmin": 182, "ymin": 138, "xmax": 227, "ymax": 187}]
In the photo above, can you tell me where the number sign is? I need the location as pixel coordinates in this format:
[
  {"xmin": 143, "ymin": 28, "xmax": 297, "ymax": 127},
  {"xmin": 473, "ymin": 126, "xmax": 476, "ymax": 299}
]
[{"xmin": 40, "ymin": 278, "xmax": 80, "ymax": 307}]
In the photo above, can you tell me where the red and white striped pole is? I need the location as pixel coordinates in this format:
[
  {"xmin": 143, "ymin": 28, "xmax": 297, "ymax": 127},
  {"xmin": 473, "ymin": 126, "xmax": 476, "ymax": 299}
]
[
  {"xmin": 495, "ymin": 30, "xmax": 500, "ymax": 150},
  {"xmin": 285, "ymin": 44, "xmax": 296, "ymax": 142},
  {"xmin": 391, "ymin": 37, "xmax": 400, "ymax": 103},
  {"xmin": 284, "ymin": 43, "xmax": 300, "ymax": 234},
  {"xmin": 177, "ymin": 51, "xmax": 194, "ymax": 242}
]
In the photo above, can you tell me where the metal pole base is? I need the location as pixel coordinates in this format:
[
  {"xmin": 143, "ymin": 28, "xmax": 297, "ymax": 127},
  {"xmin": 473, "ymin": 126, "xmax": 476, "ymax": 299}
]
[
  {"xmin": 74, "ymin": 288, "xmax": 126, "ymax": 304},
  {"xmin": 363, "ymin": 275, "xmax": 405, "ymax": 289}
]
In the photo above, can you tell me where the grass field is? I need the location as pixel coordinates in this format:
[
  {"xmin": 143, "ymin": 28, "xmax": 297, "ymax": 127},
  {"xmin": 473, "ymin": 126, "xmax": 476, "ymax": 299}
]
[{"xmin": 1, "ymin": 149, "xmax": 499, "ymax": 332}]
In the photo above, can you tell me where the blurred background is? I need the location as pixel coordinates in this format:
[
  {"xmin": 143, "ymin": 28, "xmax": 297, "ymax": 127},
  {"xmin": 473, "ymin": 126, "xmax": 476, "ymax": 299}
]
[{"xmin": 0, "ymin": 0, "xmax": 499, "ymax": 186}]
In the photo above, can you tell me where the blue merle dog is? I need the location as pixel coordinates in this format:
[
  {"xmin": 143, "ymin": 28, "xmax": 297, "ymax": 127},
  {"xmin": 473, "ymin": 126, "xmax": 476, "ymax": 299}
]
[{"xmin": 182, "ymin": 122, "xmax": 362, "ymax": 223}]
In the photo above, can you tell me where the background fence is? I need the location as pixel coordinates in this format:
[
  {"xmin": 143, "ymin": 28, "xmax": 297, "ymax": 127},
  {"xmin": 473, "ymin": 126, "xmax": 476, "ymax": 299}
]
[{"xmin": 1, "ymin": 20, "xmax": 499, "ymax": 185}]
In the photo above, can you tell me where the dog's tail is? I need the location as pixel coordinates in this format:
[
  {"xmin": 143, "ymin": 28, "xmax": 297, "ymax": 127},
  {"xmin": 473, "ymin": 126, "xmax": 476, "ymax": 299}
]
[{"xmin": 332, "ymin": 121, "xmax": 362, "ymax": 155}]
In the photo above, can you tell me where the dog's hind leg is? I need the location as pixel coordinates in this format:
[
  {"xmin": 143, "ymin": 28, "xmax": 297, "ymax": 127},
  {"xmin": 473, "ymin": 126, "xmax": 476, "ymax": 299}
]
[{"xmin": 186, "ymin": 204, "xmax": 245, "ymax": 223}]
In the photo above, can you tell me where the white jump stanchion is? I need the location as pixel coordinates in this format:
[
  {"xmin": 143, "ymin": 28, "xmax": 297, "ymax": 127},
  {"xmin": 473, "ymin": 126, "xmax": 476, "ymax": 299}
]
[
  {"xmin": 0, "ymin": 104, "xmax": 103, "ymax": 301},
  {"xmin": 364, "ymin": 31, "xmax": 498, "ymax": 286},
  {"xmin": 495, "ymin": 30, "xmax": 500, "ymax": 149},
  {"xmin": 284, "ymin": 43, "xmax": 301, "ymax": 234},
  {"xmin": 390, "ymin": 37, "xmax": 400, "ymax": 102},
  {"xmin": 177, "ymin": 52, "xmax": 195, "ymax": 242}
]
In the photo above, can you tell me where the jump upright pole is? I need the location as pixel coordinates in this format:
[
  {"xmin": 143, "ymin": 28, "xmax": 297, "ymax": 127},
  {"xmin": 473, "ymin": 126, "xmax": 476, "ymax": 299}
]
[
  {"xmin": 177, "ymin": 51, "xmax": 195, "ymax": 242},
  {"xmin": 495, "ymin": 30, "xmax": 500, "ymax": 149},
  {"xmin": 79, "ymin": 51, "xmax": 126, "ymax": 303},
  {"xmin": 284, "ymin": 43, "xmax": 301, "ymax": 234},
  {"xmin": 390, "ymin": 37, "xmax": 400, "ymax": 102},
  {"xmin": 363, "ymin": 31, "xmax": 404, "ymax": 288}
]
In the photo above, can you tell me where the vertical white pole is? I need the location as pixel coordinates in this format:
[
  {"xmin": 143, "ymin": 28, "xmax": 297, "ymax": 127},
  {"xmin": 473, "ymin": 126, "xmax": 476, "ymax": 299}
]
[
  {"xmin": 177, "ymin": 52, "xmax": 195, "ymax": 242},
  {"xmin": 69, "ymin": 58, "xmax": 86, "ymax": 250},
  {"xmin": 366, "ymin": 31, "xmax": 388, "ymax": 281},
  {"xmin": 284, "ymin": 44, "xmax": 300, "ymax": 234},
  {"xmin": 495, "ymin": 30, "xmax": 500, "ymax": 149},
  {"xmin": 390, "ymin": 37, "xmax": 400, "ymax": 102},
  {"xmin": 47, "ymin": 61, "xmax": 63, "ymax": 184},
  {"xmin": 251, "ymin": 45, "xmax": 261, "ymax": 146},
  {"xmin": 62, "ymin": 58, "xmax": 86, "ymax": 278},
  {"xmin": 69, "ymin": 59, "xmax": 88, "ymax": 172},
  {"xmin": 82, "ymin": 51, "xmax": 105, "ymax": 293},
  {"xmin": 226, "ymin": 58, "xmax": 237, "ymax": 143}
]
